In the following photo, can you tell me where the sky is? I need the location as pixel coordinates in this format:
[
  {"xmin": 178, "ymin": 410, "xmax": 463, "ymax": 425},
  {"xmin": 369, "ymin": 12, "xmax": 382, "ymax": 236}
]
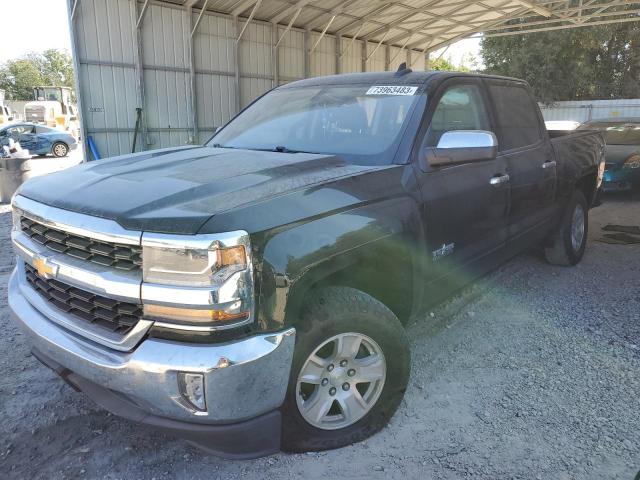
[
  {"xmin": 0, "ymin": 0, "xmax": 481, "ymax": 68},
  {"xmin": 0, "ymin": 0, "xmax": 72, "ymax": 62}
]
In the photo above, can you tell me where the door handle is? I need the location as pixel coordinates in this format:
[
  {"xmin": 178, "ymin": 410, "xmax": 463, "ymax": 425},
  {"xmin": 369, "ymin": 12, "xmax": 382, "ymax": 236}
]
[
  {"xmin": 490, "ymin": 174, "xmax": 510, "ymax": 187},
  {"xmin": 542, "ymin": 160, "xmax": 557, "ymax": 169}
]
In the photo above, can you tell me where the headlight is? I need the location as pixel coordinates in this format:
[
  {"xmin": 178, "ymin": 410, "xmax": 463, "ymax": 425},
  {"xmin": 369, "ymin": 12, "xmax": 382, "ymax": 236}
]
[
  {"xmin": 143, "ymin": 242, "xmax": 246, "ymax": 287},
  {"xmin": 10, "ymin": 194, "xmax": 22, "ymax": 233},
  {"xmin": 141, "ymin": 231, "xmax": 254, "ymax": 328},
  {"xmin": 623, "ymin": 155, "xmax": 640, "ymax": 169}
]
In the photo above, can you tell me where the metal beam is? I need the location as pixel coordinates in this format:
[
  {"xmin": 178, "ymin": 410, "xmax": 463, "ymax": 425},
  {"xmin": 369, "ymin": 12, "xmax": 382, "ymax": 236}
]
[
  {"xmin": 270, "ymin": 0, "xmax": 313, "ymax": 25},
  {"xmin": 309, "ymin": 15, "xmax": 336, "ymax": 54},
  {"xmin": 136, "ymin": 0, "xmax": 150, "ymax": 28},
  {"xmin": 236, "ymin": 0, "xmax": 263, "ymax": 43},
  {"xmin": 511, "ymin": 0, "xmax": 553, "ymax": 17},
  {"xmin": 365, "ymin": 30, "xmax": 389, "ymax": 61},
  {"xmin": 233, "ymin": 16, "xmax": 241, "ymax": 114},
  {"xmin": 339, "ymin": 24, "xmax": 365, "ymax": 59},
  {"xmin": 66, "ymin": 0, "xmax": 88, "ymax": 160},
  {"xmin": 485, "ymin": 14, "xmax": 640, "ymax": 36},
  {"xmin": 191, "ymin": 0, "xmax": 210, "ymax": 36},
  {"xmin": 133, "ymin": 0, "xmax": 149, "ymax": 151},
  {"xmin": 274, "ymin": 7, "xmax": 303, "ymax": 48}
]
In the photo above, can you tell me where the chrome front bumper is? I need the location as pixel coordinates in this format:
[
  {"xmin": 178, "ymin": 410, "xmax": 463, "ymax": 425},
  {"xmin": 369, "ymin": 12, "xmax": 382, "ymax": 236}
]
[{"xmin": 8, "ymin": 269, "xmax": 296, "ymax": 425}]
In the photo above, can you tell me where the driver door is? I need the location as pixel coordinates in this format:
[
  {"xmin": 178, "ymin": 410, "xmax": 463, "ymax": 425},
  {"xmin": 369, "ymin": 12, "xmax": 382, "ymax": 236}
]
[
  {"xmin": 415, "ymin": 79, "xmax": 510, "ymax": 285},
  {"xmin": 8, "ymin": 125, "xmax": 37, "ymax": 151}
]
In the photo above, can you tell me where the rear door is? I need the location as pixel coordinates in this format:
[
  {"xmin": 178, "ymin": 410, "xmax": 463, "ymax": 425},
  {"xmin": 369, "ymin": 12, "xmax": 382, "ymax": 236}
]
[
  {"xmin": 416, "ymin": 78, "xmax": 510, "ymax": 279},
  {"xmin": 484, "ymin": 80, "xmax": 556, "ymax": 240}
]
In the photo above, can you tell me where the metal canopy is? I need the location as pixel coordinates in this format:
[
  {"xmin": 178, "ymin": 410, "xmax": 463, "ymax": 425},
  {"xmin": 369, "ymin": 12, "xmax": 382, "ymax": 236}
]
[{"xmin": 177, "ymin": 0, "xmax": 640, "ymax": 52}]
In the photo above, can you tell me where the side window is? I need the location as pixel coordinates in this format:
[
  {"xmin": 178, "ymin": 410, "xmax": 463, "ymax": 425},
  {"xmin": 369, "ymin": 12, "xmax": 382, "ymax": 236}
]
[
  {"xmin": 488, "ymin": 83, "xmax": 541, "ymax": 151},
  {"xmin": 425, "ymin": 84, "xmax": 491, "ymax": 147}
]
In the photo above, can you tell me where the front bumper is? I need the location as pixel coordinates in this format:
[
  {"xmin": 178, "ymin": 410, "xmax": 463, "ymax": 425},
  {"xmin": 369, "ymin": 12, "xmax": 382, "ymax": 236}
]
[{"xmin": 8, "ymin": 269, "xmax": 296, "ymax": 458}]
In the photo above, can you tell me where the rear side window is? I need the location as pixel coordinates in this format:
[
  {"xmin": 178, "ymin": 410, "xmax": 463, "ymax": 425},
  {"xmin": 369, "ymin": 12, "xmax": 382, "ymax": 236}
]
[
  {"xmin": 425, "ymin": 84, "xmax": 491, "ymax": 146},
  {"xmin": 488, "ymin": 83, "xmax": 541, "ymax": 151}
]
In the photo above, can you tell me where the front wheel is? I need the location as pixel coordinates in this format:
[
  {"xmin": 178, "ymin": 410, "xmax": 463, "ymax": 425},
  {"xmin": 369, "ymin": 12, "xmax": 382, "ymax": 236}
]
[
  {"xmin": 544, "ymin": 190, "xmax": 588, "ymax": 266},
  {"xmin": 52, "ymin": 142, "xmax": 69, "ymax": 157},
  {"xmin": 281, "ymin": 287, "xmax": 410, "ymax": 453}
]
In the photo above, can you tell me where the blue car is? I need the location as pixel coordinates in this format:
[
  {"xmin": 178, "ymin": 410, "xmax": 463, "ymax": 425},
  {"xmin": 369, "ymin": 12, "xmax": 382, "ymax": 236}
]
[
  {"xmin": 0, "ymin": 123, "xmax": 77, "ymax": 157},
  {"xmin": 577, "ymin": 118, "xmax": 640, "ymax": 192}
]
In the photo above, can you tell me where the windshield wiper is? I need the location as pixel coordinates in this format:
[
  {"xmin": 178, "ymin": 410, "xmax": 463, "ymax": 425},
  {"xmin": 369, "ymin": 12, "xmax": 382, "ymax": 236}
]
[
  {"xmin": 211, "ymin": 143, "xmax": 237, "ymax": 149},
  {"xmin": 273, "ymin": 145, "xmax": 314, "ymax": 154}
]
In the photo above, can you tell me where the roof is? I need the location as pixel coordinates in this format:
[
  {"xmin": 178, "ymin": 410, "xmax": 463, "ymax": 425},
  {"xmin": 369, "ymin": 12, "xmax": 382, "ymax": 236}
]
[
  {"xmin": 583, "ymin": 117, "xmax": 640, "ymax": 124},
  {"xmin": 281, "ymin": 69, "xmax": 526, "ymax": 89},
  {"xmin": 169, "ymin": 0, "xmax": 640, "ymax": 53}
]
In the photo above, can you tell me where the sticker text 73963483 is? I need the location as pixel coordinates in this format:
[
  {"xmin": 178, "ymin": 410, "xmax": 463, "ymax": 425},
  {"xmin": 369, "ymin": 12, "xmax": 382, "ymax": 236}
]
[{"xmin": 366, "ymin": 86, "xmax": 418, "ymax": 96}]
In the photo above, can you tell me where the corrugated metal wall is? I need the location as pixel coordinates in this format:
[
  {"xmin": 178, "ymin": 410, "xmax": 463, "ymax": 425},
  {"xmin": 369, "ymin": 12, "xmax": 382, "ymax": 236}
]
[
  {"xmin": 69, "ymin": 0, "xmax": 429, "ymax": 158},
  {"xmin": 540, "ymin": 99, "xmax": 640, "ymax": 123}
]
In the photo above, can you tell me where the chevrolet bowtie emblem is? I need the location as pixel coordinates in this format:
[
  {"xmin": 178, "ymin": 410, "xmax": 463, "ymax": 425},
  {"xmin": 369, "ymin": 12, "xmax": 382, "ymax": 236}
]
[{"xmin": 32, "ymin": 256, "xmax": 58, "ymax": 279}]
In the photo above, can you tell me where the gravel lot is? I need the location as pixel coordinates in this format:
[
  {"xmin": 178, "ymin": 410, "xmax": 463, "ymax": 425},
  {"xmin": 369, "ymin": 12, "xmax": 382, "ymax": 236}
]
[{"xmin": 1, "ymin": 194, "xmax": 639, "ymax": 480}]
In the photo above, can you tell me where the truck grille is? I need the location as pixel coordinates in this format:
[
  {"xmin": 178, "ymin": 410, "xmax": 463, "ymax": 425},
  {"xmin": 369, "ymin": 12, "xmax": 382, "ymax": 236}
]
[
  {"xmin": 20, "ymin": 216, "xmax": 142, "ymax": 271},
  {"xmin": 25, "ymin": 263, "xmax": 142, "ymax": 333}
]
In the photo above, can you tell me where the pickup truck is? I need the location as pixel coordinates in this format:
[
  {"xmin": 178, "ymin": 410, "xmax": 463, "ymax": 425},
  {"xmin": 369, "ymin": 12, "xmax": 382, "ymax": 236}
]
[{"xmin": 8, "ymin": 68, "xmax": 604, "ymax": 459}]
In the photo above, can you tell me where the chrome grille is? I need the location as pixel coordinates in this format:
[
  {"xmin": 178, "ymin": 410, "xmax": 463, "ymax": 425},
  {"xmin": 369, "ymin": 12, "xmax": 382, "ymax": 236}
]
[
  {"xmin": 20, "ymin": 216, "xmax": 142, "ymax": 271},
  {"xmin": 25, "ymin": 263, "xmax": 142, "ymax": 333}
]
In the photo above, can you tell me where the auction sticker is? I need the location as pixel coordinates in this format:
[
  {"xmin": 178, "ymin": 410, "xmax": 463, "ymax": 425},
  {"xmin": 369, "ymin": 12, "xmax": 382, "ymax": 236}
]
[{"xmin": 366, "ymin": 85, "xmax": 418, "ymax": 95}]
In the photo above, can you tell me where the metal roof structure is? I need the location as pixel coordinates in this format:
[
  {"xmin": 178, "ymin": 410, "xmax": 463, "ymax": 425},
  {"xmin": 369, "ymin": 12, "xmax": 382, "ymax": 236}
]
[
  {"xmin": 65, "ymin": 0, "xmax": 640, "ymax": 159},
  {"xmin": 174, "ymin": 0, "xmax": 640, "ymax": 53}
]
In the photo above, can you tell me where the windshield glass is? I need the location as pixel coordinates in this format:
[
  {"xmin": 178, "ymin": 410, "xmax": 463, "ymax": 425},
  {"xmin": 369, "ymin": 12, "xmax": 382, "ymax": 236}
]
[
  {"xmin": 578, "ymin": 122, "xmax": 640, "ymax": 145},
  {"xmin": 208, "ymin": 85, "xmax": 420, "ymax": 165}
]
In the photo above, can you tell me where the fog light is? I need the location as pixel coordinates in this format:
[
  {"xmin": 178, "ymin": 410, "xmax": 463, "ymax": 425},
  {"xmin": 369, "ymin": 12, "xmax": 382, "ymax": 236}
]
[{"xmin": 178, "ymin": 373, "xmax": 206, "ymax": 412}]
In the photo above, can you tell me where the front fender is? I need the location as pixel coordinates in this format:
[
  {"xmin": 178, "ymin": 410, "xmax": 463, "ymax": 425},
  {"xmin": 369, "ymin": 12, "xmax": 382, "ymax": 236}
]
[{"xmin": 256, "ymin": 195, "xmax": 422, "ymax": 330}]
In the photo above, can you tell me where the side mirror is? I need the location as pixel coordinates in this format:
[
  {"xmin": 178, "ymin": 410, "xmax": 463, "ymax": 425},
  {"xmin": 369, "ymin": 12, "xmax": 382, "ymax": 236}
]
[{"xmin": 423, "ymin": 130, "xmax": 498, "ymax": 169}]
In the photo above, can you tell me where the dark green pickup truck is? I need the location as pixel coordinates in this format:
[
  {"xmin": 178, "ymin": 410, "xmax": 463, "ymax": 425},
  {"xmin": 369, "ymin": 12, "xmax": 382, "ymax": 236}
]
[{"xmin": 9, "ymin": 68, "xmax": 604, "ymax": 458}]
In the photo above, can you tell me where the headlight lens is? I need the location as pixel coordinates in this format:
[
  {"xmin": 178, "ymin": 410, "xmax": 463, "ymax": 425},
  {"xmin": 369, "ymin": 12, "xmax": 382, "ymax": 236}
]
[
  {"xmin": 143, "ymin": 243, "xmax": 246, "ymax": 287},
  {"xmin": 142, "ymin": 232, "xmax": 253, "ymax": 328},
  {"xmin": 623, "ymin": 155, "xmax": 640, "ymax": 169}
]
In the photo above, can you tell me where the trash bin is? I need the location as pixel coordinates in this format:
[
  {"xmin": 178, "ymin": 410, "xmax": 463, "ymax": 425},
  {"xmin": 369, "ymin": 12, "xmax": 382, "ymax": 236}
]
[{"xmin": 0, "ymin": 157, "xmax": 31, "ymax": 203}]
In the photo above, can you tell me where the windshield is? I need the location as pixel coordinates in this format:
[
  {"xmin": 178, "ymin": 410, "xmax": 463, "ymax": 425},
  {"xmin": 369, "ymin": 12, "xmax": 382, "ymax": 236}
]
[
  {"xmin": 578, "ymin": 122, "xmax": 640, "ymax": 145},
  {"xmin": 208, "ymin": 85, "xmax": 420, "ymax": 165}
]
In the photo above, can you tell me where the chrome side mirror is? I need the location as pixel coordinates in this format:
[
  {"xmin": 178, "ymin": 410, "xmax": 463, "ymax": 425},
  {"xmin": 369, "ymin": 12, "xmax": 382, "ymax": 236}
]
[{"xmin": 424, "ymin": 130, "xmax": 498, "ymax": 168}]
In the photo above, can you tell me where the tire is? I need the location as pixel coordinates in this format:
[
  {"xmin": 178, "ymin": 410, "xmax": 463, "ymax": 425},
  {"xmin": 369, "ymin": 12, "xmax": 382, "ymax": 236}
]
[
  {"xmin": 281, "ymin": 286, "xmax": 410, "ymax": 453},
  {"xmin": 544, "ymin": 190, "xmax": 588, "ymax": 266},
  {"xmin": 52, "ymin": 142, "xmax": 69, "ymax": 158}
]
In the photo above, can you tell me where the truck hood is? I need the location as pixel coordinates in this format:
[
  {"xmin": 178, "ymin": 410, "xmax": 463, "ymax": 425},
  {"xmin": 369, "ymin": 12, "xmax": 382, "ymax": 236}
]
[{"xmin": 18, "ymin": 146, "xmax": 383, "ymax": 234}]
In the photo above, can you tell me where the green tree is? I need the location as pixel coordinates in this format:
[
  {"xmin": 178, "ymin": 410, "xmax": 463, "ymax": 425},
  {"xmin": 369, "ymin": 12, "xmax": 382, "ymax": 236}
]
[
  {"xmin": 0, "ymin": 49, "xmax": 75, "ymax": 100},
  {"xmin": 429, "ymin": 56, "xmax": 470, "ymax": 72},
  {"xmin": 481, "ymin": 22, "xmax": 640, "ymax": 103}
]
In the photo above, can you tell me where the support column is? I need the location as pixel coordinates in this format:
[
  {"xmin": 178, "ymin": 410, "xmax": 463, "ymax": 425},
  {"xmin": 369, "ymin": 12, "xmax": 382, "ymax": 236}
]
[
  {"xmin": 133, "ymin": 0, "xmax": 150, "ymax": 152},
  {"xmin": 186, "ymin": 4, "xmax": 197, "ymax": 144},
  {"xmin": 304, "ymin": 29, "xmax": 311, "ymax": 78},
  {"xmin": 424, "ymin": 49, "xmax": 431, "ymax": 70},
  {"xmin": 405, "ymin": 48, "xmax": 411, "ymax": 68},
  {"xmin": 272, "ymin": 22, "xmax": 279, "ymax": 87},
  {"xmin": 66, "ymin": 0, "xmax": 89, "ymax": 160},
  {"xmin": 361, "ymin": 40, "xmax": 367, "ymax": 72},
  {"xmin": 335, "ymin": 35, "xmax": 341, "ymax": 74},
  {"xmin": 384, "ymin": 44, "xmax": 390, "ymax": 71},
  {"xmin": 233, "ymin": 15, "xmax": 241, "ymax": 113}
]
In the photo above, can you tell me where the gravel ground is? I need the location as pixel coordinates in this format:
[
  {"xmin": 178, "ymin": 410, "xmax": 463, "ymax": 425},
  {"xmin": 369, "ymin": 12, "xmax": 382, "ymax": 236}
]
[{"xmin": 1, "ymin": 194, "xmax": 639, "ymax": 480}]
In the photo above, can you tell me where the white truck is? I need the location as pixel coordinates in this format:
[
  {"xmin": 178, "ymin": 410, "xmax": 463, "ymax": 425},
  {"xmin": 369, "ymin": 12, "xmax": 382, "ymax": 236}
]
[{"xmin": 23, "ymin": 87, "xmax": 79, "ymax": 139}]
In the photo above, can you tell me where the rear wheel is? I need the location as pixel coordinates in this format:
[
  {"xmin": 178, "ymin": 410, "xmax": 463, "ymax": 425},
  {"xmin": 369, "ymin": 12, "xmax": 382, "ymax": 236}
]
[
  {"xmin": 52, "ymin": 142, "xmax": 69, "ymax": 157},
  {"xmin": 281, "ymin": 287, "xmax": 410, "ymax": 452},
  {"xmin": 544, "ymin": 190, "xmax": 588, "ymax": 266}
]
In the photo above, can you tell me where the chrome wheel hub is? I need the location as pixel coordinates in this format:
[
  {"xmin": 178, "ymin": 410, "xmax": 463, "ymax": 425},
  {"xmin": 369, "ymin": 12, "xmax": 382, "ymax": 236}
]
[
  {"xmin": 571, "ymin": 204, "xmax": 585, "ymax": 251},
  {"xmin": 296, "ymin": 332, "xmax": 386, "ymax": 430},
  {"xmin": 53, "ymin": 144, "xmax": 66, "ymax": 157}
]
